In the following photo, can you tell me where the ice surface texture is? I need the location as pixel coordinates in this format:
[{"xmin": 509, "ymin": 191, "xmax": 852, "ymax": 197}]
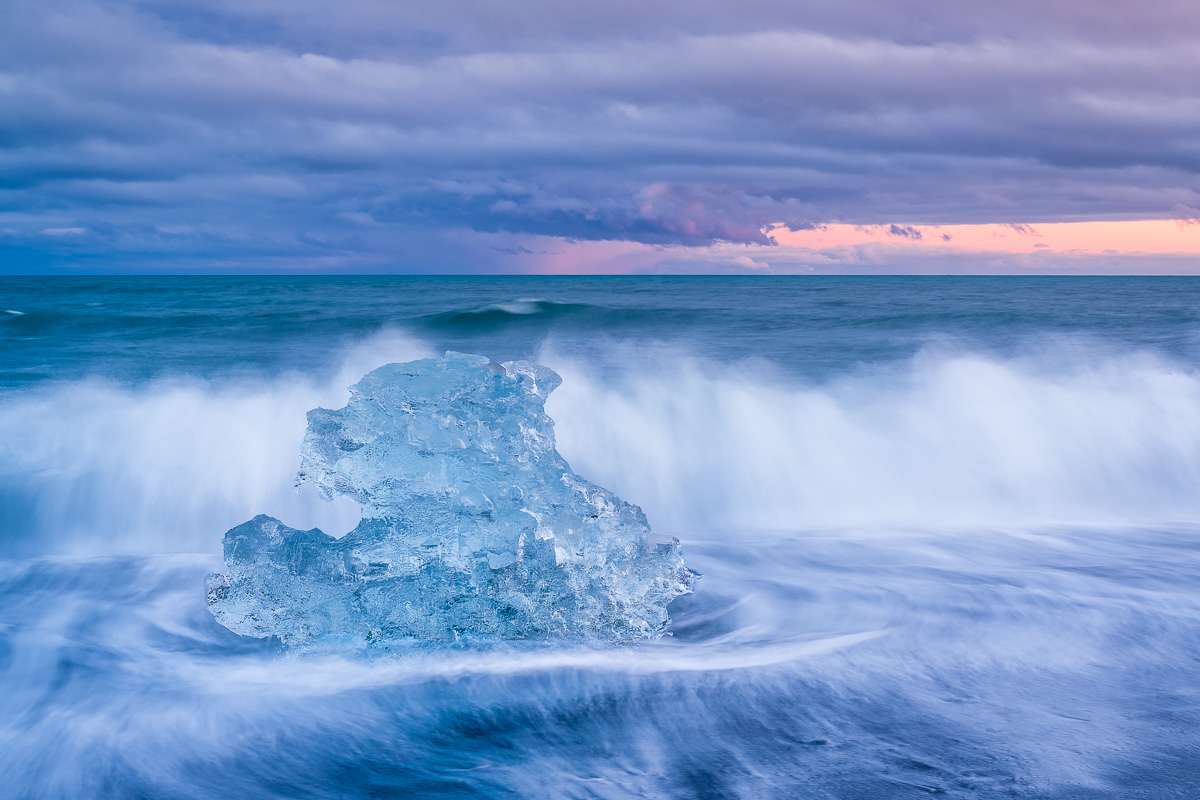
[{"xmin": 206, "ymin": 353, "xmax": 696, "ymax": 647}]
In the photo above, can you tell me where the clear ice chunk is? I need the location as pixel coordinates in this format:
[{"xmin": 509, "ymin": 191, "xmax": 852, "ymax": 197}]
[{"xmin": 206, "ymin": 352, "xmax": 696, "ymax": 647}]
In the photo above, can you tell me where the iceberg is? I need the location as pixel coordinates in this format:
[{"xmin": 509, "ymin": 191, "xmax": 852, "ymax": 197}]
[{"xmin": 206, "ymin": 352, "xmax": 696, "ymax": 647}]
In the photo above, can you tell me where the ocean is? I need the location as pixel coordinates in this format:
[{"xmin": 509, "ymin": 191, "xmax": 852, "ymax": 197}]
[{"xmin": 2, "ymin": 276, "xmax": 1200, "ymax": 798}]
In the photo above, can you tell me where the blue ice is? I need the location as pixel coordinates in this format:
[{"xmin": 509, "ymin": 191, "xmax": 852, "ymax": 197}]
[{"xmin": 206, "ymin": 352, "xmax": 696, "ymax": 647}]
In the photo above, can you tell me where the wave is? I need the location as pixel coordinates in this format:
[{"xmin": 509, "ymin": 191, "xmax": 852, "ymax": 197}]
[
  {"xmin": 547, "ymin": 341, "xmax": 1200, "ymax": 533},
  {"xmin": 423, "ymin": 298, "xmax": 595, "ymax": 327},
  {"xmin": 3, "ymin": 332, "xmax": 1200, "ymax": 557},
  {"xmin": 0, "ymin": 331, "xmax": 431, "ymax": 556},
  {"xmin": 419, "ymin": 298, "xmax": 702, "ymax": 333}
]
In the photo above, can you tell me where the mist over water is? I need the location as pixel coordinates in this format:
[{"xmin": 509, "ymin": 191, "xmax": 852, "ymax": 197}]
[{"xmin": 3, "ymin": 277, "xmax": 1200, "ymax": 798}]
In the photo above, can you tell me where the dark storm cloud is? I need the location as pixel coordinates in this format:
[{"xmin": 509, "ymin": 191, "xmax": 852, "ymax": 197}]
[{"xmin": 1, "ymin": 0, "xmax": 1199, "ymax": 270}]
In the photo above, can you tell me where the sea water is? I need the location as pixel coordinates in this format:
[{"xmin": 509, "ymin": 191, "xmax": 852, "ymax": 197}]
[{"xmin": 2, "ymin": 276, "xmax": 1199, "ymax": 798}]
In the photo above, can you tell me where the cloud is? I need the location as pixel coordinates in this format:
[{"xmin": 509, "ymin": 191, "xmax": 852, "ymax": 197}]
[
  {"xmin": 733, "ymin": 255, "xmax": 770, "ymax": 270},
  {"xmin": 1173, "ymin": 204, "xmax": 1200, "ymax": 227},
  {"xmin": 334, "ymin": 211, "xmax": 378, "ymax": 226},
  {"xmin": 2, "ymin": 0, "xmax": 1200, "ymax": 271},
  {"xmin": 888, "ymin": 224, "xmax": 922, "ymax": 240}
]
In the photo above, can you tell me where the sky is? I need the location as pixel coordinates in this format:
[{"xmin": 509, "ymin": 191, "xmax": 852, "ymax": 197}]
[{"xmin": 2, "ymin": 0, "xmax": 1199, "ymax": 274}]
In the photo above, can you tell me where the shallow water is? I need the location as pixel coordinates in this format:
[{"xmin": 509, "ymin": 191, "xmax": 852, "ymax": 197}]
[{"xmin": 2, "ymin": 277, "xmax": 1200, "ymax": 798}]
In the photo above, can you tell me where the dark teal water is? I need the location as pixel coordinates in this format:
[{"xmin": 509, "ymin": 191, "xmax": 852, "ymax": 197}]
[
  {"xmin": 2, "ymin": 277, "xmax": 1200, "ymax": 798},
  {"xmin": 5, "ymin": 276, "xmax": 1200, "ymax": 386}
]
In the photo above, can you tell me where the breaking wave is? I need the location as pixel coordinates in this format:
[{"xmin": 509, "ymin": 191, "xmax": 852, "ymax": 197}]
[
  {"xmin": 2, "ymin": 332, "xmax": 1199, "ymax": 557},
  {"xmin": 549, "ymin": 342, "xmax": 1200, "ymax": 535}
]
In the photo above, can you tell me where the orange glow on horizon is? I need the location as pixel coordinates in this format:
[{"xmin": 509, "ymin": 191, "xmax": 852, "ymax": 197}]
[
  {"xmin": 486, "ymin": 217, "xmax": 1200, "ymax": 275},
  {"xmin": 769, "ymin": 220, "xmax": 1200, "ymax": 255}
]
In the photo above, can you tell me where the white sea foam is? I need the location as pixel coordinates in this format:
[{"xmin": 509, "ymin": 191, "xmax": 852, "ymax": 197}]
[
  {"xmin": 0, "ymin": 331, "xmax": 431, "ymax": 555},
  {"xmin": 490, "ymin": 299, "xmax": 553, "ymax": 315},
  {"xmin": 2, "ymin": 332, "xmax": 1199, "ymax": 557},
  {"xmin": 547, "ymin": 342, "xmax": 1200, "ymax": 535}
]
